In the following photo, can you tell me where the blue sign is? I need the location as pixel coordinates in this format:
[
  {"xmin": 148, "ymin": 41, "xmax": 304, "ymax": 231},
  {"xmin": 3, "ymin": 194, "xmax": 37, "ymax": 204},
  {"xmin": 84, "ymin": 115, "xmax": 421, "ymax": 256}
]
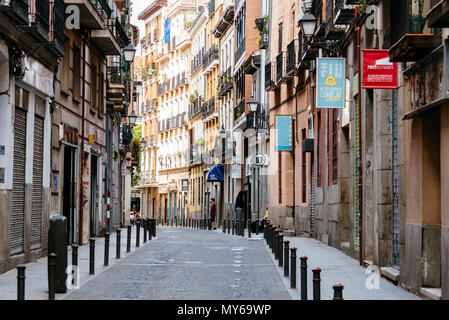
[
  {"xmin": 164, "ymin": 18, "xmax": 171, "ymax": 43},
  {"xmin": 207, "ymin": 165, "xmax": 224, "ymax": 182},
  {"xmin": 275, "ymin": 116, "xmax": 293, "ymax": 151},
  {"xmin": 316, "ymin": 58, "xmax": 346, "ymax": 109}
]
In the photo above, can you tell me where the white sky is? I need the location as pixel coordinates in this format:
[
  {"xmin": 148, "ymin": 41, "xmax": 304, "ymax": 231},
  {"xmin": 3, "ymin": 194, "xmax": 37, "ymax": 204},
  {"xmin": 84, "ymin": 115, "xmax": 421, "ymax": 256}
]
[{"xmin": 130, "ymin": 0, "xmax": 155, "ymax": 54}]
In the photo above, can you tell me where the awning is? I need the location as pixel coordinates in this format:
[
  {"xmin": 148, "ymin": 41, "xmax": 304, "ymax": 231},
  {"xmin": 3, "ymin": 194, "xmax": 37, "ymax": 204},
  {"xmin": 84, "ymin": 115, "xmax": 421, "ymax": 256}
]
[{"xmin": 207, "ymin": 164, "xmax": 224, "ymax": 182}]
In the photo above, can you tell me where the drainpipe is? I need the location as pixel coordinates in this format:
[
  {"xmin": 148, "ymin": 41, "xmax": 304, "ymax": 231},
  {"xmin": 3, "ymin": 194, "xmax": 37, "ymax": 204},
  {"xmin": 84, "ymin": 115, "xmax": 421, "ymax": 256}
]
[
  {"xmin": 79, "ymin": 33, "xmax": 86, "ymax": 245},
  {"xmin": 356, "ymin": 6, "xmax": 363, "ymax": 266}
]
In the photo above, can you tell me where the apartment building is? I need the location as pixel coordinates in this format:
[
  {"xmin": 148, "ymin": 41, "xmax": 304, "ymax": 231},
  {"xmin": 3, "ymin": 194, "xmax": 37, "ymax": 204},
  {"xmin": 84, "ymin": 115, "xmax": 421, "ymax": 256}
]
[
  {"xmin": 213, "ymin": 0, "xmax": 236, "ymax": 222},
  {"xmin": 138, "ymin": 0, "xmax": 167, "ymax": 223}
]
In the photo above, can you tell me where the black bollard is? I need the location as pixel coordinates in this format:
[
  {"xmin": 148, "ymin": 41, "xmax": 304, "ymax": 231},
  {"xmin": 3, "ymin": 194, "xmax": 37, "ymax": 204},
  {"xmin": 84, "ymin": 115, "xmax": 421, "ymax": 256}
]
[
  {"xmin": 116, "ymin": 229, "xmax": 121, "ymax": 259},
  {"xmin": 89, "ymin": 238, "xmax": 95, "ymax": 275},
  {"xmin": 232, "ymin": 219, "xmax": 235, "ymax": 235},
  {"xmin": 17, "ymin": 264, "xmax": 26, "ymax": 300},
  {"xmin": 300, "ymin": 256, "xmax": 308, "ymax": 300},
  {"xmin": 284, "ymin": 240, "xmax": 290, "ymax": 277},
  {"xmin": 273, "ymin": 228, "xmax": 281, "ymax": 259},
  {"xmin": 313, "ymin": 267, "xmax": 321, "ymax": 300},
  {"xmin": 104, "ymin": 233, "xmax": 110, "ymax": 266},
  {"xmin": 333, "ymin": 283, "xmax": 344, "ymax": 300},
  {"xmin": 256, "ymin": 219, "xmax": 259, "ymax": 235},
  {"xmin": 241, "ymin": 219, "xmax": 245, "ymax": 237},
  {"xmin": 223, "ymin": 219, "xmax": 226, "ymax": 233},
  {"xmin": 127, "ymin": 225, "xmax": 131, "ymax": 253},
  {"xmin": 72, "ymin": 244, "xmax": 78, "ymax": 267},
  {"xmin": 290, "ymin": 247, "xmax": 297, "ymax": 289},
  {"xmin": 148, "ymin": 220, "xmax": 152, "ymax": 241},
  {"xmin": 271, "ymin": 226, "xmax": 277, "ymax": 252},
  {"xmin": 143, "ymin": 220, "xmax": 147, "ymax": 243},
  {"xmin": 227, "ymin": 219, "xmax": 231, "ymax": 234},
  {"xmin": 48, "ymin": 253, "xmax": 56, "ymax": 300},
  {"xmin": 136, "ymin": 220, "xmax": 140, "ymax": 248},
  {"xmin": 248, "ymin": 219, "xmax": 251, "ymax": 238},
  {"xmin": 278, "ymin": 233, "xmax": 284, "ymax": 267}
]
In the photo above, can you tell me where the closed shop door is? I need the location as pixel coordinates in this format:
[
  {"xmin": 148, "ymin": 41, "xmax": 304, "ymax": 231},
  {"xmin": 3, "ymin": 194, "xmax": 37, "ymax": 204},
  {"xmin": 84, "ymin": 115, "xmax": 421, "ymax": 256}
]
[
  {"xmin": 11, "ymin": 106, "xmax": 27, "ymax": 255},
  {"xmin": 31, "ymin": 114, "xmax": 44, "ymax": 249}
]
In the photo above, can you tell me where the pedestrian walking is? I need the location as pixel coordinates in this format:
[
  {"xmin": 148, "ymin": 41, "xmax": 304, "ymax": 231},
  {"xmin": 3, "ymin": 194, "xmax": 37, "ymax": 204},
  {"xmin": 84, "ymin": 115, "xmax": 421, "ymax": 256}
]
[{"xmin": 210, "ymin": 198, "xmax": 217, "ymax": 230}]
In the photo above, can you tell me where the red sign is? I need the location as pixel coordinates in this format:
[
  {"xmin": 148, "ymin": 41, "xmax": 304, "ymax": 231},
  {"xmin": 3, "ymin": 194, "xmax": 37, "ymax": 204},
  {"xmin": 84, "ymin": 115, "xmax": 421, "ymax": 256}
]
[{"xmin": 362, "ymin": 49, "xmax": 397, "ymax": 89}]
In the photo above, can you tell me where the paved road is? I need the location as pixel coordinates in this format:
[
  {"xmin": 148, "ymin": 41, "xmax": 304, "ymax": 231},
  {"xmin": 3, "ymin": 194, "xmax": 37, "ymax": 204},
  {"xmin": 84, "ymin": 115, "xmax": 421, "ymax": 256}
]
[{"xmin": 64, "ymin": 227, "xmax": 291, "ymax": 300}]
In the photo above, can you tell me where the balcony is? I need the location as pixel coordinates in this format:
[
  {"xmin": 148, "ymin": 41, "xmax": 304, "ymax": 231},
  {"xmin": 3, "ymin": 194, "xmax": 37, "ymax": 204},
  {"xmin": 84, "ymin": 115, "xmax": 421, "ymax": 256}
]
[
  {"xmin": 213, "ymin": 0, "xmax": 235, "ymax": 38},
  {"xmin": 189, "ymin": 97, "xmax": 202, "ymax": 119},
  {"xmin": 235, "ymin": 38, "xmax": 245, "ymax": 63},
  {"xmin": 234, "ymin": 97, "xmax": 245, "ymax": 121},
  {"xmin": 0, "ymin": 0, "xmax": 29, "ymax": 25},
  {"xmin": 311, "ymin": 0, "xmax": 326, "ymax": 37},
  {"xmin": 106, "ymin": 64, "xmax": 125, "ymax": 112},
  {"xmin": 203, "ymin": 44, "xmax": 219, "ymax": 72},
  {"xmin": 265, "ymin": 62, "xmax": 276, "ymax": 91},
  {"xmin": 202, "ymin": 97, "xmax": 216, "ymax": 118},
  {"xmin": 64, "ymin": 0, "xmax": 109, "ymax": 29},
  {"xmin": 286, "ymin": 40, "xmax": 297, "ymax": 76},
  {"xmin": 334, "ymin": 0, "xmax": 355, "ymax": 25},
  {"xmin": 275, "ymin": 51, "xmax": 292, "ymax": 83},
  {"xmin": 324, "ymin": 0, "xmax": 346, "ymax": 40},
  {"xmin": 218, "ymin": 67, "xmax": 233, "ymax": 97},
  {"xmin": 191, "ymin": 49, "xmax": 204, "ymax": 74},
  {"xmin": 427, "ymin": 0, "xmax": 449, "ymax": 27},
  {"xmin": 189, "ymin": 144, "xmax": 201, "ymax": 165}
]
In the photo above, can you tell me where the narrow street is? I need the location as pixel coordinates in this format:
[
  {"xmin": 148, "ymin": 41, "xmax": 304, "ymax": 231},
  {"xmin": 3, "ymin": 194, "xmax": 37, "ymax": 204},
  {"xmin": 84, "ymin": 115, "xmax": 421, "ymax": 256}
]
[{"xmin": 63, "ymin": 227, "xmax": 291, "ymax": 300}]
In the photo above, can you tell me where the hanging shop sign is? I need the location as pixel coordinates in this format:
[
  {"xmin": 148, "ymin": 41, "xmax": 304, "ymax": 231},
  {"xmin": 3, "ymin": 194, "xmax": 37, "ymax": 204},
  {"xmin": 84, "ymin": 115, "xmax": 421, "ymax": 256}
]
[
  {"xmin": 182, "ymin": 179, "xmax": 189, "ymax": 190},
  {"xmin": 362, "ymin": 49, "xmax": 398, "ymax": 89},
  {"xmin": 275, "ymin": 115, "xmax": 293, "ymax": 151},
  {"xmin": 316, "ymin": 58, "xmax": 346, "ymax": 108}
]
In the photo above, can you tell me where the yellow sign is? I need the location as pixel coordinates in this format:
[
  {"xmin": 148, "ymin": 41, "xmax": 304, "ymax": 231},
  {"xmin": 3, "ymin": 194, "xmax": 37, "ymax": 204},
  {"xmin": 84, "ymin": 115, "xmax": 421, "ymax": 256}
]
[{"xmin": 88, "ymin": 134, "xmax": 95, "ymax": 145}]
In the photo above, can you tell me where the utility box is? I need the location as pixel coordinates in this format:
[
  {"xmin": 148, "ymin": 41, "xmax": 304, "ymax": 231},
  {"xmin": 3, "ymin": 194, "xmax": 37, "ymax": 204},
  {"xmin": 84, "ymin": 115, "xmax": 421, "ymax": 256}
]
[{"xmin": 48, "ymin": 215, "xmax": 68, "ymax": 293}]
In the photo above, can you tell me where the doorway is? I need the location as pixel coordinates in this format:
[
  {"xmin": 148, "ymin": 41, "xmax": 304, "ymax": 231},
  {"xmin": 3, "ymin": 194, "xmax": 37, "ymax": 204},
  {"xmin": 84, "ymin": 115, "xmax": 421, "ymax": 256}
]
[
  {"xmin": 90, "ymin": 155, "xmax": 99, "ymax": 237},
  {"xmin": 63, "ymin": 146, "xmax": 77, "ymax": 244}
]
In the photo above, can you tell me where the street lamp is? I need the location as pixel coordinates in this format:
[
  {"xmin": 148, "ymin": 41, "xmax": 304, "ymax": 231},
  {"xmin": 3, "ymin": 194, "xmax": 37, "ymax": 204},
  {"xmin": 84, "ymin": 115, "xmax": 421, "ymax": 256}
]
[
  {"xmin": 247, "ymin": 98, "xmax": 262, "ymax": 235},
  {"xmin": 123, "ymin": 44, "xmax": 137, "ymax": 63},
  {"xmin": 298, "ymin": 12, "xmax": 317, "ymax": 38},
  {"xmin": 140, "ymin": 137, "xmax": 147, "ymax": 150},
  {"xmin": 128, "ymin": 110, "xmax": 137, "ymax": 125}
]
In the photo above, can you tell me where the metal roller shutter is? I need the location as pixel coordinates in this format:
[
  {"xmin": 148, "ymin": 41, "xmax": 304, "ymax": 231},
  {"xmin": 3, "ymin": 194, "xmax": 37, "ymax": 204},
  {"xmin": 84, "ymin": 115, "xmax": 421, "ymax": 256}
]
[
  {"xmin": 392, "ymin": 89, "xmax": 400, "ymax": 267},
  {"xmin": 11, "ymin": 107, "xmax": 27, "ymax": 255},
  {"xmin": 31, "ymin": 115, "xmax": 44, "ymax": 249}
]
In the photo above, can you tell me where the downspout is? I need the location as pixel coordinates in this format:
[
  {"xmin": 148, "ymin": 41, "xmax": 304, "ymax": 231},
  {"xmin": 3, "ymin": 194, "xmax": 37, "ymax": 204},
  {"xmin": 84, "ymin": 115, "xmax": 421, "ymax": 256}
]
[
  {"xmin": 79, "ymin": 33, "xmax": 86, "ymax": 245},
  {"xmin": 356, "ymin": 6, "xmax": 363, "ymax": 266}
]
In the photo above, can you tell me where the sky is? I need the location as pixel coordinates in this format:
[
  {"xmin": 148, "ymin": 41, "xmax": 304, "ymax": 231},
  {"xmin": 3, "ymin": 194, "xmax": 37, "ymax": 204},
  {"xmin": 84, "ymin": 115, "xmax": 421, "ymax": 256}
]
[{"xmin": 130, "ymin": 0, "xmax": 155, "ymax": 54}]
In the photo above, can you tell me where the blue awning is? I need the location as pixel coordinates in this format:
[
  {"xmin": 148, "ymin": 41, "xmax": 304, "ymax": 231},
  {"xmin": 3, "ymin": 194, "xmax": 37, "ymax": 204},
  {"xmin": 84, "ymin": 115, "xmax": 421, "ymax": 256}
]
[{"xmin": 207, "ymin": 164, "xmax": 224, "ymax": 182}]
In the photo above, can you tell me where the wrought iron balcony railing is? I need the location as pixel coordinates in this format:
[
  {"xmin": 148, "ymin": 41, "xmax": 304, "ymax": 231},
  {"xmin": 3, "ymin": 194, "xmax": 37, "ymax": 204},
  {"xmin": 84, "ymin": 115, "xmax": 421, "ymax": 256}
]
[
  {"xmin": 265, "ymin": 61, "xmax": 275, "ymax": 90},
  {"xmin": 234, "ymin": 97, "xmax": 245, "ymax": 121},
  {"xmin": 286, "ymin": 40, "xmax": 297, "ymax": 75},
  {"xmin": 107, "ymin": 65, "xmax": 122, "ymax": 84},
  {"xmin": 0, "ymin": 0, "xmax": 30, "ymax": 25},
  {"xmin": 218, "ymin": 67, "xmax": 233, "ymax": 97},
  {"xmin": 203, "ymin": 44, "xmax": 219, "ymax": 69},
  {"xmin": 235, "ymin": 37, "xmax": 245, "ymax": 63}
]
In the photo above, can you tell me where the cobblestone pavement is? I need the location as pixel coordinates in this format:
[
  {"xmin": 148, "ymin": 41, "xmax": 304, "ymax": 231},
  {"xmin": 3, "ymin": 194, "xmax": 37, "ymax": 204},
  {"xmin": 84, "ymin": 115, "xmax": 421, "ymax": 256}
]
[{"xmin": 64, "ymin": 226, "xmax": 292, "ymax": 300}]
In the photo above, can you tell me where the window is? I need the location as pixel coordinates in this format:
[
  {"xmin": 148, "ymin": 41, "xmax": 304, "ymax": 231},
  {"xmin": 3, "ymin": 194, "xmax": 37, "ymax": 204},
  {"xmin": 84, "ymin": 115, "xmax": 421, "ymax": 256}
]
[
  {"xmin": 72, "ymin": 45, "xmax": 81, "ymax": 99},
  {"xmin": 90, "ymin": 64, "xmax": 97, "ymax": 111},
  {"xmin": 99, "ymin": 72, "xmax": 104, "ymax": 114},
  {"xmin": 278, "ymin": 23, "xmax": 282, "ymax": 54},
  {"xmin": 61, "ymin": 41, "xmax": 70, "ymax": 92}
]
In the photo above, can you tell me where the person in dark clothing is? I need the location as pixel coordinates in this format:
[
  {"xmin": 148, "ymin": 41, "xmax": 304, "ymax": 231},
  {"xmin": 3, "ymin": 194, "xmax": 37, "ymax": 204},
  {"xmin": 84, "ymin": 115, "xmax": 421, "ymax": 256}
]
[{"xmin": 210, "ymin": 198, "xmax": 217, "ymax": 230}]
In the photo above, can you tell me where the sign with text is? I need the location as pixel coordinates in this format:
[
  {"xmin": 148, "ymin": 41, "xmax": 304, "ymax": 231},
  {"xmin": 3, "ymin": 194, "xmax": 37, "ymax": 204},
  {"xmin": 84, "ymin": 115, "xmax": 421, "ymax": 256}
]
[
  {"xmin": 317, "ymin": 58, "xmax": 346, "ymax": 108},
  {"xmin": 275, "ymin": 115, "xmax": 293, "ymax": 151},
  {"xmin": 363, "ymin": 49, "xmax": 397, "ymax": 89}
]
